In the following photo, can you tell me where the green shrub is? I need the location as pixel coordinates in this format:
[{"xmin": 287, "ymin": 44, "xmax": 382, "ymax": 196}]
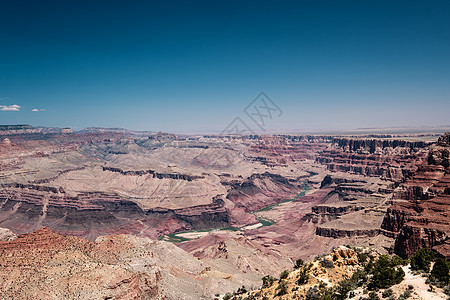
[
  {"xmin": 294, "ymin": 258, "xmax": 304, "ymax": 269},
  {"xmin": 223, "ymin": 293, "xmax": 232, "ymax": 300},
  {"xmin": 280, "ymin": 270, "xmax": 290, "ymax": 280},
  {"xmin": 320, "ymin": 258, "xmax": 334, "ymax": 268},
  {"xmin": 397, "ymin": 290, "xmax": 413, "ymax": 299},
  {"xmin": 410, "ymin": 248, "xmax": 434, "ymax": 272},
  {"xmin": 262, "ymin": 275, "xmax": 276, "ymax": 288},
  {"xmin": 235, "ymin": 285, "xmax": 247, "ymax": 294},
  {"xmin": 431, "ymin": 258, "xmax": 449, "ymax": 284},
  {"xmin": 368, "ymin": 291, "xmax": 381, "ymax": 300},
  {"xmin": 358, "ymin": 252, "xmax": 369, "ymax": 264},
  {"xmin": 391, "ymin": 255, "xmax": 408, "ymax": 266},
  {"xmin": 368, "ymin": 255, "xmax": 405, "ymax": 290},
  {"xmin": 351, "ymin": 269, "xmax": 369, "ymax": 287},
  {"xmin": 297, "ymin": 268, "xmax": 309, "ymax": 285},
  {"xmin": 382, "ymin": 288, "xmax": 393, "ymax": 298},
  {"xmin": 443, "ymin": 285, "xmax": 450, "ymax": 296},
  {"xmin": 277, "ymin": 281, "xmax": 288, "ymax": 296},
  {"xmin": 305, "ymin": 286, "xmax": 320, "ymax": 300}
]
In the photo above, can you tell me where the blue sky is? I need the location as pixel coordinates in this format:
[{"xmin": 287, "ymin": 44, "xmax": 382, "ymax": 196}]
[{"xmin": 1, "ymin": 0, "xmax": 449, "ymax": 133}]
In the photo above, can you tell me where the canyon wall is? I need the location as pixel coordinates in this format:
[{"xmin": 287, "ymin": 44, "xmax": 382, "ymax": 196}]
[{"xmin": 381, "ymin": 134, "xmax": 450, "ymax": 258}]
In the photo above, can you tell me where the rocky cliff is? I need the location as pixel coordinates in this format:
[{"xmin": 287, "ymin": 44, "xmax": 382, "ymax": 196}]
[
  {"xmin": 381, "ymin": 133, "xmax": 450, "ymax": 258},
  {"xmin": 0, "ymin": 187, "xmax": 229, "ymax": 240},
  {"xmin": 316, "ymin": 138, "xmax": 429, "ymax": 181}
]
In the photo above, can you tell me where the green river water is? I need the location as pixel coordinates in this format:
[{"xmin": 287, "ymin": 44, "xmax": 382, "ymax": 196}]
[{"xmin": 159, "ymin": 182, "xmax": 310, "ymax": 243}]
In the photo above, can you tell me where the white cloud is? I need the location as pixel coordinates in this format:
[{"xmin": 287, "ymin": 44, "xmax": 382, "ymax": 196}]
[
  {"xmin": 32, "ymin": 108, "xmax": 46, "ymax": 112},
  {"xmin": 0, "ymin": 104, "xmax": 21, "ymax": 111}
]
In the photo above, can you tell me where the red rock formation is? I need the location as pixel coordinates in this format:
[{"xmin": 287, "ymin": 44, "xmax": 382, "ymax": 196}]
[
  {"xmin": 0, "ymin": 188, "xmax": 229, "ymax": 240},
  {"xmin": 316, "ymin": 138, "xmax": 429, "ymax": 182},
  {"xmin": 247, "ymin": 135, "xmax": 331, "ymax": 166},
  {"xmin": 381, "ymin": 133, "xmax": 450, "ymax": 258}
]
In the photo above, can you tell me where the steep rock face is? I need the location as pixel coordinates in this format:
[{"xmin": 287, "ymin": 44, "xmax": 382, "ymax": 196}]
[
  {"xmin": 0, "ymin": 188, "xmax": 229, "ymax": 240},
  {"xmin": 315, "ymin": 227, "xmax": 380, "ymax": 238},
  {"xmin": 102, "ymin": 166, "xmax": 204, "ymax": 181},
  {"xmin": 381, "ymin": 133, "xmax": 450, "ymax": 258},
  {"xmin": 247, "ymin": 135, "xmax": 331, "ymax": 166},
  {"xmin": 382, "ymin": 195, "xmax": 450, "ymax": 258},
  {"xmin": 438, "ymin": 132, "xmax": 450, "ymax": 146},
  {"xmin": 316, "ymin": 138, "xmax": 429, "ymax": 181}
]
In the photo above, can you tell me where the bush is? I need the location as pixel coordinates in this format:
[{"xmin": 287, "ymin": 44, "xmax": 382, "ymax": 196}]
[
  {"xmin": 223, "ymin": 293, "xmax": 232, "ymax": 300},
  {"xmin": 403, "ymin": 290, "xmax": 412, "ymax": 298},
  {"xmin": 391, "ymin": 255, "xmax": 408, "ymax": 266},
  {"xmin": 306, "ymin": 286, "xmax": 320, "ymax": 300},
  {"xmin": 351, "ymin": 269, "xmax": 369, "ymax": 287},
  {"xmin": 358, "ymin": 252, "xmax": 369, "ymax": 264},
  {"xmin": 320, "ymin": 258, "xmax": 334, "ymax": 268},
  {"xmin": 262, "ymin": 275, "xmax": 276, "ymax": 288},
  {"xmin": 410, "ymin": 248, "xmax": 434, "ymax": 272},
  {"xmin": 294, "ymin": 258, "xmax": 304, "ymax": 269},
  {"xmin": 368, "ymin": 255, "xmax": 405, "ymax": 290},
  {"xmin": 297, "ymin": 268, "xmax": 309, "ymax": 285},
  {"xmin": 382, "ymin": 288, "xmax": 393, "ymax": 298},
  {"xmin": 279, "ymin": 270, "xmax": 290, "ymax": 280},
  {"xmin": 431, "ymin": 258, "xmax": 449, "ymax": 284},
  {"xmin": 277, "ymin": 281, "xmax": 288, "ymax": 296},
  {"xmin": 443, "ymin": 285, "xmax": 450, "ymax": 296},
  {"xmin": 235, "ymin": 285, "xmax": 247, "ymax": 294},
  {"xmin": 368, "ymin": 291, "xmax": 381, "ymax": 300}
]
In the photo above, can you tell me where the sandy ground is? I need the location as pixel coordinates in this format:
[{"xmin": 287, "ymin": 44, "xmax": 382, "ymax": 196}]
[
  {"xmin": 395, "ymin": 265, "xmax": 447, "ymax": 300},
  {"xmin": 349, "ymin": 265, "xmax": 447, "ymax": 300}
]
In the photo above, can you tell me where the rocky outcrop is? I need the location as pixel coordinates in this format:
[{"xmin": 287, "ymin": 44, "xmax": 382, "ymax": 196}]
[
  {"xmin": 0, "ymin": 228, "xmax": 16, "ymax": 241},
  {"xmin": 382, "ymin": 196, "xmax": 449, "ymax": 258},
  {"xmin": 316, "ymin": 227, "xmax": 380, "ymax": 238},
  {"xmin": 438, "ymin": 132, "xmax": 450, "ymax": 146},
  {"xmin": 381, "ymin": 133, "xmax": 450, "ymax": 258},
  {"xmin": 102, "ymin": 166, "xmax": 204, "ymax": 181},
  {"xmin": 247, "ymin": 135, "xmax": 331, "ymax": 166},
  {"xmin": 0, "ymin": 188, "xmax": 230, "ymax": 240},
  {"xmin": 316, "ymin": 138, "xmax": 429, "ymax": 181}
]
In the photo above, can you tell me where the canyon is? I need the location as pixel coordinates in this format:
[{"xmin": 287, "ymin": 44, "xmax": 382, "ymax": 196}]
[{"xmin": 0, "ymin": 126, "xmax": 448, "ymax": 298}]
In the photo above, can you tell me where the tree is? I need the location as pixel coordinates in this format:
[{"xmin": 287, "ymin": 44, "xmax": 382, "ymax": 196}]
[
  {"xmin": 305, "ymin": 286, "xmax": 320, "ymax": 300},
  {"xmin": 431, "ymin": 259, "xmax": 449, "ymax": 284},
  {"xmin": 294, "ymin": 258, "xmax": 304, "ymax": 269},
  {"xmin": 222, "ymin": 293, "xmax": 232, "ymax": 300},
  {"xmin": 368, "ymin": 255, "xmax": 405, "ymax": 290},
  {"xmin": 297, "ymin": 268, "xmax": 309, "ymax": 285},
  {"xmin": 277, "ymin": 281, "xmax": 288, "ymax": 296},
  {"xmin": 410, "ymin": 248, "xmax": 435, "ymax": 272},
  {"xmin": 279, "ymin": 270, "xmax": 290, "ymax": 280},
  {"xmin": 320, "ymin": 258, "xmax": 334, "ymax": 268},
  {"xmin": 262, "ymin": 275, "xmax": 276, "ymax": 288},
  {"xmin": 391, "ymin": 255, "xmax": 408, "ymax": 266}
]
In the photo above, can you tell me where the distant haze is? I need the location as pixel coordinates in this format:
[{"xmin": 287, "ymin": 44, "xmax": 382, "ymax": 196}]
[{"xmin": 1, "ymin": 1, "xmax": 449, "ymax": 133}]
